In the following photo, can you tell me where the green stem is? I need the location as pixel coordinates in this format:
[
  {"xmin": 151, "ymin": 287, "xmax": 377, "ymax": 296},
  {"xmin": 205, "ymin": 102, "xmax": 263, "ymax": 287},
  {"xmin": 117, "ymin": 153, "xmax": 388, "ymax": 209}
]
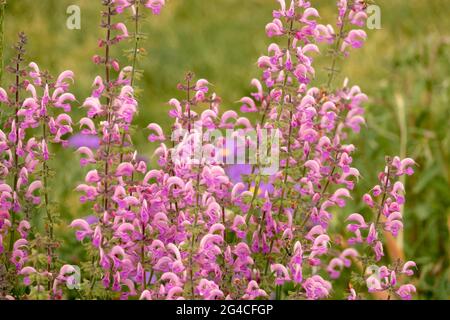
[
  {"xmin": 277, "ymin": 109, "xmax": 293, "ymax": 216},
  {"xmin": 130, "ymin": 2, "xmax": 140, "ymax": 87},
  {"xmin": 42, "ymin": 118, "xmax": 54, "ymax": 293},
  {"xmin": 8, "ymin": 50, "xmax": 21, "ymax": 254},
  {"xmin": 376, "ymin": 161, "xmax": 391, "ymax": 226},
  {"xmin": 119, "ymin": 1, "xmax": 141, "ymax": 163},
  {"xmin": 103, "ymin": 5, "xmax": 113, "ymax": 213},
  {"xmin": 246, "ymin": 17, "xmax": 295, "ymax": 223},
  {"xmin": 0, "ymin": 1, "xmax": 5, "ymax": 85},
  {"xmin": 326, "ymin": 6, "xmax": 349, "ymax": 89},
  {"xmin": 188, "ymin": 84, "xmax": 199, "ymax": 299}
]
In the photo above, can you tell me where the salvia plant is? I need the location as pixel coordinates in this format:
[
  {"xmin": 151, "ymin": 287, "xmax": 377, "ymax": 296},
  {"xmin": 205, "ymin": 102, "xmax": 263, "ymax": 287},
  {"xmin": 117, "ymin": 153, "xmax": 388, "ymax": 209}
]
[{"xmin": 0, "ymin": 0, "xmax": 419, "ymax": 300}]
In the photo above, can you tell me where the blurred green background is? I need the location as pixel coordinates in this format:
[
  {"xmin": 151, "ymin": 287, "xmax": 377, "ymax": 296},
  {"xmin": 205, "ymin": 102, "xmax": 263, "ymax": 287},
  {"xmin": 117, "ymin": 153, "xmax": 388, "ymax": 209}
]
[{"xmin": 1, "ymin": 0, "xmax": 449, "ymax": 299}]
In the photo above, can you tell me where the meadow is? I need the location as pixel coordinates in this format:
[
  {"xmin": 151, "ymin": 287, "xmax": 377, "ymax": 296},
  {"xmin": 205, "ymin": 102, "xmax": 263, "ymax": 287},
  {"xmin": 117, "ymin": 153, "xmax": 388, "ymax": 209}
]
[{"xmin": 1, "ymin": 0, "xmax": 449, "ymax": 299}]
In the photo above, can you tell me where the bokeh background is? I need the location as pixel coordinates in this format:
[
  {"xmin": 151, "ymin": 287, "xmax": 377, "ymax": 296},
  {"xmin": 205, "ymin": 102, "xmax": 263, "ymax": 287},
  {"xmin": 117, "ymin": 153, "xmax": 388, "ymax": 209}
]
[{"xmin": 2, "ymin": 0, "xmax": 449, "ymax": 299}]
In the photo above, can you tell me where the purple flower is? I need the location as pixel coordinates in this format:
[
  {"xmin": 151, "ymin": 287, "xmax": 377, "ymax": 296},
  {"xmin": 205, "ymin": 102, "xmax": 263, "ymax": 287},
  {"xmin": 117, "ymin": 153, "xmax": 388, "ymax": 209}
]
[{"xmin": 68, "ymin": 133, "xmax": 100, "ymax": 149}]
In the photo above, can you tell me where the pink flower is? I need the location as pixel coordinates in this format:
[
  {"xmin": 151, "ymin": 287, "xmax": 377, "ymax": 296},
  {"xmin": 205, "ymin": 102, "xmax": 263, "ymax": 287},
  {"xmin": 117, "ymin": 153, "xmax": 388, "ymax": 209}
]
[
  {"xmin": 270, "ymin": 263, "xmax": 291, "ymax": 285},
  {"xmin": 339, "ymin": 248, "xmax": 358, "ymax": 267},
  {"xmin": 366, "ymin": 274, "xmax": 383, "ymax": 292},
  {"xmin": 25, "ymin": 181, "xmax": 42, "ymax": 205},
  {"xmin": 401, "ymin": 261, "xmax": 417, "ymax": 277},
  {"xmin": 231, "ymin": 215, "xmax": 247, "ymax": 239},
  {"xmin": 327, "ymin": 258, "xmax": 344, "ymax": 279},
  {"xmin": 139, "ymin": 290, "xmax": 153, "ymax": 300},
  {"xmin": 18, "ymin": 220, "xmax": 31, "ymax": 238},
  {"xmin": 347, "ymin": 288, "xmax": 357, "ymax": 300},
  {"xmin": 302, "ymin": 275, "xmax": 332, "ymax": 300},
  {"xmin": 55, "ymin": 70, "xmax": 75, "ymax": 90},
  {"xmin": 145, "ymin": 0, "xmax": 165, "ymax": 15},
  {"xmin": 265, "ymin": 19, "xmax": 284, "ymax": 37},
  {"xmin": 76, "ymin": 146, "xmax": 96, "ymax": 166},
  {"xmin": 0, "ymin": 87, "xmax": 8, "ymax": 103},
  {"xmin": 147, "ymin": 123, "xmax": 166, "ymax": 142},
  {"xmin": 366, "ymin": 223, "xmax": 378, "ymax": 244},
  {"xmin": 242, "ymin": 281, "xmax": 268, "ymax": 300},
  {"xmin": 341, "ymin": 30, "xmax": 367, "ymax": 51},
  {"xmin": 70, "ymin": 219, "xmax": 93, "ymax": 241},
  {"xmin": 373, "ymin": 241, "xmax": 384, "ymax": 261},
  {"xmin": 396, "ymin": 284, "xmax": 416, "ymax": 300},
  {"xmin": 239, "ymin": 97, "xmax": 258, "ymax": 113},
  {"xmin": 330, "ymin": 188, "xmax": 352, "ymax": 207},
  {"xmin": 113, "ymin": 23, "xmax": 129, "ymax": 41},
  {"xmin": 116, "ymin": 162, "xmax": 134, "ymax": 177},
  {"xmin": 392, "ymin": 157, "xmax": 416, "ymax": 176},
  {"xmin": 384, "ymin": 212, "xmax": 403, "ymax": 237},
  {"xmin": 346, "ymin": 213, "xmax": 368, "ymax": 232}
]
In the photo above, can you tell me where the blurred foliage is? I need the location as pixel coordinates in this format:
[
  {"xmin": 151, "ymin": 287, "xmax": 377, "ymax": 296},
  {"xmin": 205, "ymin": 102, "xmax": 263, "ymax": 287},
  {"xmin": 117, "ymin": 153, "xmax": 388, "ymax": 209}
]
[{"xmin": 1, "ymin": 0, "xmax": 449, "ymax": 299}]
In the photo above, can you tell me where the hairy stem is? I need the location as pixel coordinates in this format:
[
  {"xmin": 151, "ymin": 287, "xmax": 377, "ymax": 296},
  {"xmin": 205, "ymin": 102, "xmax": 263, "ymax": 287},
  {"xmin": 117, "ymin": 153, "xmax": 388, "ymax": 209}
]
[
  {"xmin": 8, "ymin": 50, "xmax": 22, "ymax": 254},
  {"xmin": 326, "ymin": 6, "xmax": 349, "ymax": 89},
  {"xmin": 130, "ymin": 2, "xmax": 140, "ymax": 87},
  {"xmin": 376, "ymin": 161, "xmax": 391, "ymax": 226},
  {"xmin": 103, "ymin": 4, "xmax": 113, "ymax": 213},
  {"xmin": 41, "ymin": 118, "xmax": 54, "ymax": 293},
  {"xmin": 119, "ymin": 1, "xmax": 141, "ymax": 163},
  {"xmin": 246, "ymin": 17, "xmax": 295, "ymax": 223}
]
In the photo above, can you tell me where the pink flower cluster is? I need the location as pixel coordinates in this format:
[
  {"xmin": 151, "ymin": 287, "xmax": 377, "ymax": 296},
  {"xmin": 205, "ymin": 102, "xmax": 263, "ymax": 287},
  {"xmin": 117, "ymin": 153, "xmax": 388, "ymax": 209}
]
[
  {"xmin": 0, "ymin": 33, "xmax": 78, "ymax": 299},
  {"xmin": 0, "ymin": 0, "xmax": 418, "ymax": 300}
]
